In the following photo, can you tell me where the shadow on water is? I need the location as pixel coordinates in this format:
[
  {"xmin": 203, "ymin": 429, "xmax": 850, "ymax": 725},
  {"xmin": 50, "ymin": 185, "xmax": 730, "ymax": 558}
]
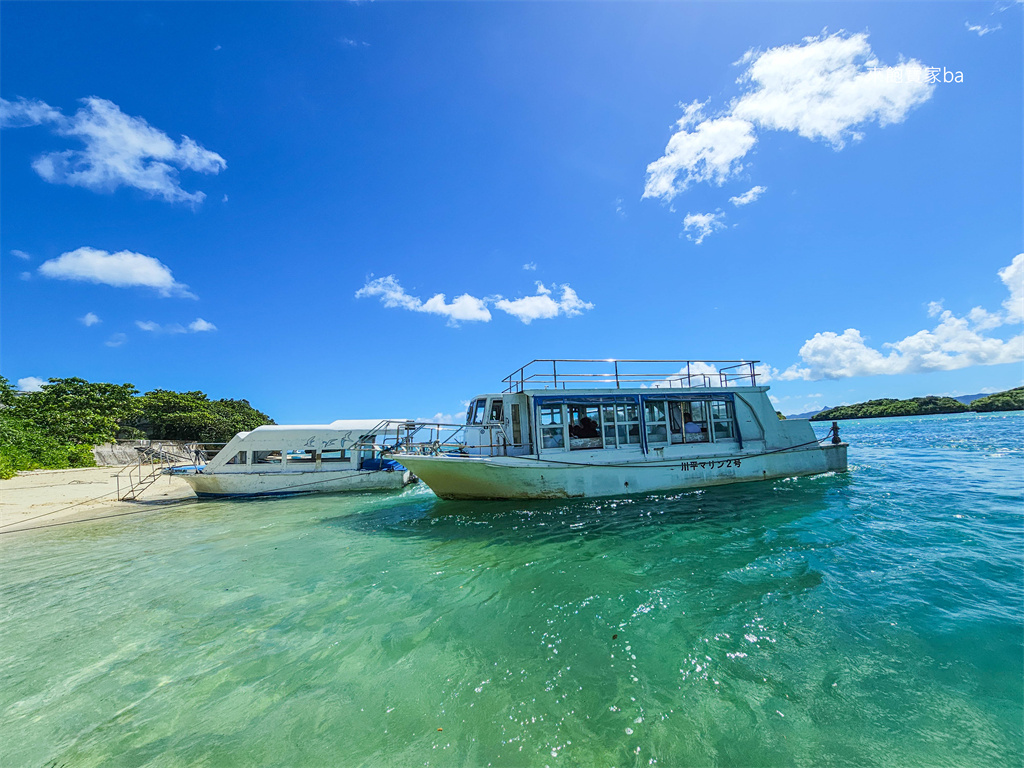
[{"xmin": 322, "ymin": 471, "xmax": 854, "ymax": 546}]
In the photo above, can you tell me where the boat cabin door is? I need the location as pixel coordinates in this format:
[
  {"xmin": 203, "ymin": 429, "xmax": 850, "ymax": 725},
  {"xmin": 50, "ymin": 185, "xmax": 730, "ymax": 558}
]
[{"xmin": 464, "ymin": 396, "xmax": 505, "ymax": 456}]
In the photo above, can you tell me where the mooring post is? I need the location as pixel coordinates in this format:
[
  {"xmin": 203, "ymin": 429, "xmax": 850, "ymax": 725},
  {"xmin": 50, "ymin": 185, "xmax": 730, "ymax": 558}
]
[{"xmin": 832, "ymin": 421, "xmax": 841, "ymax": 444}]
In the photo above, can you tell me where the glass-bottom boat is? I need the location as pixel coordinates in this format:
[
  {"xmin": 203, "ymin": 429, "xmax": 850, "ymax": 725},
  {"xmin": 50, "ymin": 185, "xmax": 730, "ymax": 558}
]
[
  {"xmin": 385, "ymin": 359, "xmax": 848, "ymax": 500},
  {"xmin": 168, "ymin": 420, "xmax": 416, "ymax": 498}
]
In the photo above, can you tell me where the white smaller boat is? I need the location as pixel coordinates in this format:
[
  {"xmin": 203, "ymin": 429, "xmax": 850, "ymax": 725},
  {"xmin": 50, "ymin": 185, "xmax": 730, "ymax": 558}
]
[{"xmin": 169, "ymin": 419, "xmax": 418, "ymax": 498}]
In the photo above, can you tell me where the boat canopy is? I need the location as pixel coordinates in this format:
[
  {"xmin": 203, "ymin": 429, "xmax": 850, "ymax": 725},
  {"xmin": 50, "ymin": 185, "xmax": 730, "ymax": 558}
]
[{"xmin": 502, "ymin": 359, "xmax": 761, "ymax": 393}]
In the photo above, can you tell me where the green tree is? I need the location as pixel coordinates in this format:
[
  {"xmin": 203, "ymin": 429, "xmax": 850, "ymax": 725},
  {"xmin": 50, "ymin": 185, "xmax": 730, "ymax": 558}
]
[
  {"xmin": 0, "ymin": 376, "xmax": 16, "ymax": 408},
  {"xmin": 970, "ymin": 387, "xmax": 1024, "ymax": 413},
  {"xmin": 813, "ymin": 395, "xmax": 969, "ymax": 421},
  {"xmin": 138, "ymin": 390, "xmax": 274, "ymax": 442},
  {"xmin": 15, "ymin": 377, "xmax": 140, "ymax": 444},
  {"xmin": 0, "ymin": 377, "xmax": 97, "ymax": 478}
]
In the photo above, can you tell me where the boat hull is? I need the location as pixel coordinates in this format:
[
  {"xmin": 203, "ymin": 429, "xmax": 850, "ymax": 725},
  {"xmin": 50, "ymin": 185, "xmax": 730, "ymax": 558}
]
[
  {"xmin": 178, "ymin": 468, "xmax": 413, "ymax": 498},
  {"xmin": 393, "ymin": 444, "xmax": 847, "ymax": 500}
]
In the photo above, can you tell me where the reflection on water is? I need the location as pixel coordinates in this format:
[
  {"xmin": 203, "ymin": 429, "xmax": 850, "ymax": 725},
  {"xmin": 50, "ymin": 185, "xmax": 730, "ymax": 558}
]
[{"xmin": 1, "ymin": 412, "xmax": 1021, "ymax": 767}]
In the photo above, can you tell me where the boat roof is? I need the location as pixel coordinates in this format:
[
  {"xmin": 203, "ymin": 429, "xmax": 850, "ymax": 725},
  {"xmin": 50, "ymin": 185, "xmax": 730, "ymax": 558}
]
[
  {"xmin": 500, "ymin": 359, "xmax": 765, "ymax": 394},
  {"xmin": 232, "ymin": 419, "xmax": 407, "ymax": 440},
  {"xmin": 247, "ymin": 419, "xmax": 405, "ymax": 432}
]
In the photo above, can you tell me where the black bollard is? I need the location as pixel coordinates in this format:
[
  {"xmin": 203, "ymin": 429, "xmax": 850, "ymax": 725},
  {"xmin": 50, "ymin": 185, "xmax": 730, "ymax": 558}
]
[{"xmin": 831, "ymin": 421, "xmax": 842, "ymax": 444}]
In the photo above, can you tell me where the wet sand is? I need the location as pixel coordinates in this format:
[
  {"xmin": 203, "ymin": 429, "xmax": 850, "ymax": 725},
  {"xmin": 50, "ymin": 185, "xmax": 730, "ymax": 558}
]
[{"xmin": 0, "ymin": 466, "xmax": 196, "ymax": 534}]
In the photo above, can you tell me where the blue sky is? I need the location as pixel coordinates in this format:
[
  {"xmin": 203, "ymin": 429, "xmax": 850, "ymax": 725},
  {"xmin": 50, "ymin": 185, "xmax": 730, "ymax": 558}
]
[{"xmin": 2, "ymin": 1, "xmax": 1022, "ymax": 422}]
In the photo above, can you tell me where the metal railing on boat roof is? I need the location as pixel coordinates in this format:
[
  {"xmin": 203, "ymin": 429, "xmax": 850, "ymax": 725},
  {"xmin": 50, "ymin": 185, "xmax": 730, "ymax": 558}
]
[{"xmin": 501, "ymin": 359, "xmax": 761, "ymax": 393}]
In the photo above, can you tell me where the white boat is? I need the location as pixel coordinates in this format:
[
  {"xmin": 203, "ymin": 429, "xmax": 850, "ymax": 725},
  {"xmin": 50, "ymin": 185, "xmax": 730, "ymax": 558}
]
[
  {"xmin": 386, "ymin": 359, "xmax": 848, "ymax": 500},
  {"xmin": 169, "ymin": 419, "xmax": 417, "ymax": 498}
]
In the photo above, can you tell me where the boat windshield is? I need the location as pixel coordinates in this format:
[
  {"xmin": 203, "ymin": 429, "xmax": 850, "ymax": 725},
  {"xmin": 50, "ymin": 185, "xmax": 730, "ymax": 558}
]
[{"xmin": 467, "ymin": 399, "xmax": 487, "ymax": 425}]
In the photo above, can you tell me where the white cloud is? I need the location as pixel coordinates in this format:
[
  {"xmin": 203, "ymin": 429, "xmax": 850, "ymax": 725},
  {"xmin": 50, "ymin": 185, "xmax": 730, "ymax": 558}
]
[
  {"xmin": 731, "ymin": 32, "xmax": 933, "ymax": 147},
  {"xmin": 135, "ymin": 318, "xmax": 216, "ymax": 334},
  {"xmin": 0, "ymin": 97, "xmax": 61, "ymax": 128},
  {"xmin": 189, "ymin": 318, "xmax": 217, "ymax": 332},
  {"xmin": 644, "ymin": 102, "xmax": 757, "ymax": 200},
  {"xmin": 10, "ymin": 249, "xmax": 31, "ymax": 260},
  {"xmin": 105, "ymin": 333, "xmax": 127, "ymax": 348},
  {"xmin": 729, "ymin": 185, "xmax": 767, "ymax": 206},
  {"xmin": 682, "ymin": 211, "xmax": 726, "ymax": 244},
  {"xmin": 421, "ymin": 411, "xmax": 466, "ymax": 425},
  {"xmin": 355, "ymin": 275, "xmax": 491, "ymax": 326},
  {"xmin": 999, "ymin": 253, "xmax": 1023, "ymax": 323},
  {"xmin": 19, "ymin": 272, "xmax": 32, "ymax": 281},
  {"xmin": 80, "ymin": 312, "xmax": 101, "ymax": 326},
  {"xmin": 615, "ymin": 197, "xmax": 626, "ymax": 217},
  {"xmin": 17, "ymin": 376, "xmax": 46, "ymax": 392},
  {"xmin": 420, "ymin": 293, "xmax": 492, "ymax": 324},
  {"xmin": 356, "ymin": 275, "xmax": 593, "ymax": 326},
  {"xmin": 1, "ymin": 96, "xmax": 225, "ymax": 205},
  {"xmin": 644, "ymin": 31, "xmax": 935, "ymax": 202},
  {"xmin": 965, "ymin": 21, "xmax": 1001, "ymax": 36},
  {"xmin": 653, "ymin": 361, "xmax": 774, "ymax": 388},
  {"xmin": 522, "ymin": 262, "xmax": 537, "ymax": 271},
  {"xmin": 39, "ymin": 247, "xmax": 196, "ymax": 298},
  {"xmin": 754, "ymin": 363, "xmax": 778, "ymax": 383},
  {"xmin": 781, "ymin": 255, "xmax": 1024, "ymax": 380},
  {"xmin": 493, "ymin": 283, "xmax": 595, "ymax": 324}
]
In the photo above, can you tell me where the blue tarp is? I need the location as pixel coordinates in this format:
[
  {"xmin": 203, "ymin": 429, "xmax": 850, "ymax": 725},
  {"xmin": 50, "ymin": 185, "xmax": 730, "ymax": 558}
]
[{"xmin": 361, "ymin": 458, "xmax": 405, "ymax": 472}]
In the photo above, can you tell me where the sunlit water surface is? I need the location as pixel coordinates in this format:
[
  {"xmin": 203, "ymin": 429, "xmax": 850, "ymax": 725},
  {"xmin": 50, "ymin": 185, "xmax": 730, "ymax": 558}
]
[{"xmin": 2, "ymin": 413, "xmax": 1021, "ymax": 767}]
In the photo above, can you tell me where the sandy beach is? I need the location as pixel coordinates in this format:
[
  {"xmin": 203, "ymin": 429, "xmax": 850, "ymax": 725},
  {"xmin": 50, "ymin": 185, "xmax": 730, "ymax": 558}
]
[{"xmin": 0, "ymin": 466, "xmax": 197, "ymax": 534}]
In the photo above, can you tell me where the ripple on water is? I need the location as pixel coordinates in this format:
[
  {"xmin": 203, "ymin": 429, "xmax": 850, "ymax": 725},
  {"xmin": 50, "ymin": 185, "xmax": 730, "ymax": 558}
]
[{"xmin": 0, "ymin": 412, "xmax": 1021, "ymax": 767}]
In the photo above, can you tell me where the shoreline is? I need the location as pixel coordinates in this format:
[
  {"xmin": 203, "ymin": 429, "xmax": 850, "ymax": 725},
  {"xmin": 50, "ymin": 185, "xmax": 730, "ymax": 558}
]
[{"xmin": 0, "ymin": 466, "xmax": 197, "ymax": 534}]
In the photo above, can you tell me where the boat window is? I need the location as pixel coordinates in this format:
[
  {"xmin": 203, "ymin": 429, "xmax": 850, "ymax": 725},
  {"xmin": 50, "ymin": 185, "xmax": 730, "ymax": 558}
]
[
  {"xmin": 252, "ymin": 450, "xmax": 282, "ymax": 464},
  {"xmin": 644, "ymin": 400, "xmax": 668, "ymax": 444},
  {"xmin": 226, "ymin": 451, "xmax": 247, "ymax": 465},
  {"xmin": 711, "ymin": 400, "xmax": 737, "ymax": 441},
  {"xmin": 568, "ymin": 405, "xmax": 602, "ymax": 450},
  {"xmin": 468, "ymin": 399, "xmax": 487, "ymax": 425},
  {"xmin": 322, "ymin": 450, "xmax": 350, "ymax": 463},
  {"xmin": 683, "ymin": 402, "xmax": 710, "ymax": 443},
  {"xmin": 287, "ymin": 450, "xmax": 317, "ymax": 464},
  {"xmin": 511, "ymin": 403, "xmax": 522, "ymax": 446},
  {"xmin": 600, "ymin": 402, "xmax": 640, "ymax": 448},
  {"xmin": 489, "ymin": 400, "xmax": 504, "ymax": 422},
  {"xmin": 617, "ymin": 403, "xmax": 642, "ymax": 447},
  {"xmin": 669, "ymin": 402, "xmax": 684, "ymax": 444},
  {"xmin": 539, "ymin": 405, "xmax": 564, "ymax": 450}
]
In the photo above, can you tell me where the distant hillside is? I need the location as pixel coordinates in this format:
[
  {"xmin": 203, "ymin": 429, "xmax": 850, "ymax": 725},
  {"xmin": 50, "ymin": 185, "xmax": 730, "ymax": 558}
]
[
  {"xmin": 970, "ymin": 387, "xmax": 1024, "ymax": 412},
  {"xmin": 952, "ymin": 392, "xmax": 990, "ymax": 405},
  {"xmin": 786, "ymin": 408, "xmax": 827, "ymax": 419},
  {"xmin": 810, "ymin": 387, "xmax": 1023, "ymax": 421}
]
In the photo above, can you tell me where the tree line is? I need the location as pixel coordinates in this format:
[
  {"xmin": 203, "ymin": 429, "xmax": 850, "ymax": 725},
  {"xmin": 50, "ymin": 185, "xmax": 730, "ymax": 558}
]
[
  {"xmin": 811, "ymin": 387, "xmax": 1024, "ymax": 421},
  {"xmin": 0, "ymin": 376, "xmax": 274, "ymax": 478}
]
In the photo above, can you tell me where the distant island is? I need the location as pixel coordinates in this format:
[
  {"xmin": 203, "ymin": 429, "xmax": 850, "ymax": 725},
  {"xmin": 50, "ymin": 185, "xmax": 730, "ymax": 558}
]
[{"xmin": 809, "ymin": 387, "xmax": 1024, "ymax": 421}]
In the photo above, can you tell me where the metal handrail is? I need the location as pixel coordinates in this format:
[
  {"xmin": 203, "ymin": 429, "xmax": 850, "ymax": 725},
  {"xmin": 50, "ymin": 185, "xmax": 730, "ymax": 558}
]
[{"xmin": 502, "ymin": 359, "xmax": 760, "ymax": 393}]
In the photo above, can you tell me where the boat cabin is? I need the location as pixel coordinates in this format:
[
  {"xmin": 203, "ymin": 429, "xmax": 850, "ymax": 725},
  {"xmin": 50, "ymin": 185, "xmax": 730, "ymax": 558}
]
[
  {"xmin": 457, "ymin": 359, "xmax": 795, "ymax": 458},
  {"xmin": 202, "ymin": 419, "xmax": 404, "ymax": 473}
]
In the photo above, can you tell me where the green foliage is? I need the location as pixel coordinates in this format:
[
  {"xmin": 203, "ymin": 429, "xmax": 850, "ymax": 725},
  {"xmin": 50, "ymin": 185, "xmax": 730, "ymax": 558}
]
[
  {"xmin": 970, "ymin": 387, "xmax": 1024, "ymax": 413},
  {"xmin": 775, "ymin": 411, "xmax": 787, "ymax": 420},
  {"xmin": 14, "ymin": 377, "xmax": 140, "ymax": 445},
  {"xmin": 813, "ymin": 395, "xmax": 969, "ymax": 421},
  {"xmin": 0, "ymin": 376, "xmax": 16, "ymax": 408},
  {"xmin": 137, "ymin": 390, "xmax": 274, "ymax": 442},
  {"xmin": 0, "ymin": 376, "xmax": 273, "ymax": 476},
  {"xmin": 0, "ymin": 409, "xmax": 96, "ymax": 479}
]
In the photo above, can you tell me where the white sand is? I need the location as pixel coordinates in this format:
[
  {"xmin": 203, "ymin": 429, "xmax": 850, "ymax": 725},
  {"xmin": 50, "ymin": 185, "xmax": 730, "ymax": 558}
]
[{"xmin": 0, "ymin": 466, "xmax": 196, "ymax": 534}]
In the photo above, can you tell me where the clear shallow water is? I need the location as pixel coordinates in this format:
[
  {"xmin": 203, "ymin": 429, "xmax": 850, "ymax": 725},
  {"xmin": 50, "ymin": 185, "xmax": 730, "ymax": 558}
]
[{"xmin": 2, "ymin": 412, "xmax": 1021, "ymax": 767}]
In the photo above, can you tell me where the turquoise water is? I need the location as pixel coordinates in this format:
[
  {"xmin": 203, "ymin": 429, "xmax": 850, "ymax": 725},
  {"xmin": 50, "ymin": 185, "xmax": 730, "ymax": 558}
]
[{"xmin": 2, "ymin": 412, "xmax": 1021, "ymax": 767}]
